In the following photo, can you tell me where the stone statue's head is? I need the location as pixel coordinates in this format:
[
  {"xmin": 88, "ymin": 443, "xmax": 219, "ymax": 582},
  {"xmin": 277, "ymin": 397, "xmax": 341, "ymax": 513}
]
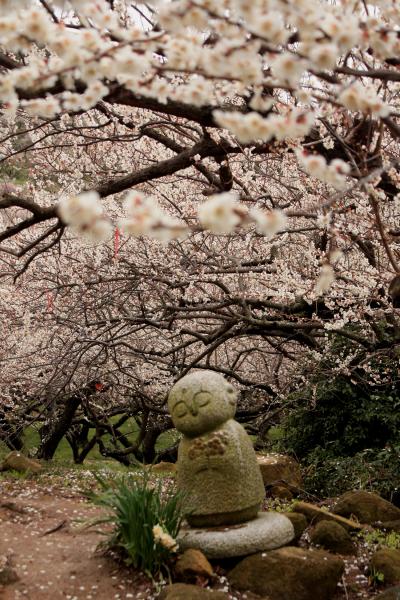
[{"xmin": 168, "ymin": 370, "xmax": 237, "ymax": 437}]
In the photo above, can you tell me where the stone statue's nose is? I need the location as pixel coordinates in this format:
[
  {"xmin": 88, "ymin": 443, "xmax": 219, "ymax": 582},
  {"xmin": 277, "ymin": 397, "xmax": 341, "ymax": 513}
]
[{"xmin": 188, "ymin": 401, "xmax": 198, "ymax": 416}]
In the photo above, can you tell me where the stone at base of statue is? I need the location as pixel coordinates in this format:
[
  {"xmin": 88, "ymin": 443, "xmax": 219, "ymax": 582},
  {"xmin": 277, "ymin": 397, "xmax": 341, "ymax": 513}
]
[{"xmin": 177, "ymin": 512, "xmax": 295, "ymax": 559}]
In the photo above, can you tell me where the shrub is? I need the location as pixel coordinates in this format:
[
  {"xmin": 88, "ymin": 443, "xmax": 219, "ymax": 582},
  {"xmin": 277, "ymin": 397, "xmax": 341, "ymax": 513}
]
[
  {"xmin": 359, "ymin": 527, "xmax": 400, "ymax": 551},
  {"xmin": 277, "ymin": 335, "xmax": 400, "ymax": 499},
  {"xmin": 303, "ymin": 446, "xmax": 400, "ymax": 500},
  {"xmin": 88, "ymin": 472, "xmax": 184, "ymax": 578},
  {"xmin": 280, "ymin": 377, "xmax": 400, "ymax": 460}
]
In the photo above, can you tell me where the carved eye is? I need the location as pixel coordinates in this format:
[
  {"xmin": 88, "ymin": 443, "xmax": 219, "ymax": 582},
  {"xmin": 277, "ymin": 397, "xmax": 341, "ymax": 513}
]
[
  {"xmin": 194, "ymin": 392, "xmax": 211, "ymax": 408},
  {"xmin": 173, "ymin": 401, "xmax": 188, "ymax": 418},
  {"xmin": 226, "ymin": 386, "xmax": 235, "ymax": 394}
]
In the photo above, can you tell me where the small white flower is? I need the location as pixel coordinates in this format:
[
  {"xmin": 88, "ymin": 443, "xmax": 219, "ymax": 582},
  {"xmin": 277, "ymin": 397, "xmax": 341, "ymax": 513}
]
[
  {"xmin": 297, "ymin": 151, "xmax": 327, "ymax": 178},
  {"xmin": 58, "ymin": 191, "xmax": 102, "ymax": 227},
  {"xmin": 309, "ymin": 43, "xmax": 338, "ymax": 71},
  {"xmin": 271, "ymin": 53, "xmax": 308, "ymax": 87},
  {"xmin": 250, "ymin": 208, "xmax": 287, "ymax": 238},
  {"xmin": 22, "ymin": 97, "xmax": 60, "ymax": 119},
  {"xmin": 198, "ymin": 192, "xmax": 246, "ymax": 234},
  {"xmin": 338, "ymin": 83, "xmax": 390, "ymax": 117},
  {"xmin": 148, "ymin": 217, "xmax": 189, "ymax": 243},
  {"xmin": 316, "ymin": 213, "xmax": 332, "ymax": 229},
  {"xmin": 23, "ymin": 7, "xmax": 52, "ymax": 43},
  {"xmin": 121, "ymin": 191, "xmax": 163, "ymax": 235},
  {"xmin": 83, "ymin": 219, "xmax": 113, "ymax": 242},
  {"xmin": 121, "ymin": 191, "xmax": 188, "ymax": 241},
  {"xmin": 315, "ymin": 264, "xmax": 335, "ymax": 296}
]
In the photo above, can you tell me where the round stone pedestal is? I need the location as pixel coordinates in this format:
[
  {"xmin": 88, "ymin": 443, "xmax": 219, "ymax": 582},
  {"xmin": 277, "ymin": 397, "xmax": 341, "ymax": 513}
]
[{"xmin": 177, "ymin": 512, "xmax": 295, "ymax": 559}]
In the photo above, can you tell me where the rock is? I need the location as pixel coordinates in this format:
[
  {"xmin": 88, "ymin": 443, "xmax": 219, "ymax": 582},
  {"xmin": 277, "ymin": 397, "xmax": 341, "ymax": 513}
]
[
  {"xmin": 0, "ymin": 451, "xmax": 43, "ymax": 474},
  {"xmin": 377, "ymin": 521, "xmax": 400, "ymax": 533},
  {"xmin": 158, "ymin": 583, "xmax": 230, "ymax": 600},
  {"xmin": 175, "ymin": 549, "xmax": 214, "ymax": 581},
  {"xmin": 375, "ymin": 585, "xmax": 400, "ymax": 599},
  {"xmin": 257, "ymin": 453, "xmax": 302, "ymax": 489},
  {"xmin": 150, "ymin": 461, "xmax": 177, "ymax": 474},
  {"xmin": 178, "ymin": 511, "xmax": 294, "ymax": 559},
  {"xmin": 310, "ymin": 520, "xmax": 356, "ymax": 555},
  {"xmin": 292, "ymin": 501, "xmax": 363, "ymax": 531},
  {"xmin": 334, "ymin": 491, "xmax": 400, "ymax": 525},
  {"xmin": 228, "ymin": 546, "xmax": 344, "ymax": 600},
  {"xmin": 282, "ymin": 512, "xmax": 308, "ymax": 542},
  {"xmin": 168, "ymin": 371, "xmax": 265, "ymax": 527},
  {"xmin": 0, "ymin": 566, "xmax": 19, "ymax": 585},
  {"xmin": 270, "ymin": 485, "xmax": 293, "ymax": 500},
  {"xmin": 370, "ymin": 549, "xmax": 400, "ymax": 585}
]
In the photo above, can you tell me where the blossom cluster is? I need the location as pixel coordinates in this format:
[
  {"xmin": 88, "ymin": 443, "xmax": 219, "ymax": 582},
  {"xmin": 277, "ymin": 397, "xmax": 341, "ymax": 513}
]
[
  {"xmin": 198, "ymin": 192, "xmax": 287, "ymax": 237},
  {"xmin": 120, "ymin": 191, "xmax": 189, "ymax": 242},
  {"xmin": 338, "ymin": 83, "xmax": 391, "ymax": 117},
  {"xmin": 58, "ymin": 190, "xmax": 288, "ymax": 243},
  {"xmin": 315, "ymin": 264, "xmax": 335, "ymax": 296},
  {"xmin": 57, "ymin": 191, "xmax": 112, "ymax": 242},
  {"xmin": 214, "ymin": 109, "xmax": 315, "ymax": 145},
  {"xmin": 296, "ymin": 150, "xmax": 351, "ymax": 190},
  {"xmin": 0, "ymin": 0, "xmax": 396, "ymax": 133}
]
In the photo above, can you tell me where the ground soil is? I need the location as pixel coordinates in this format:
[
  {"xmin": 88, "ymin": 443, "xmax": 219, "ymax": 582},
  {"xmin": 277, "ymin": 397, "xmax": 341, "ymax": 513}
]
[
  {"xmin": 0, "ymin": 476, "xmax": 154, "ymax": 600},
  {"xmin": 0, "ymin": 472, "xmax": 394, "ymax": 600}
]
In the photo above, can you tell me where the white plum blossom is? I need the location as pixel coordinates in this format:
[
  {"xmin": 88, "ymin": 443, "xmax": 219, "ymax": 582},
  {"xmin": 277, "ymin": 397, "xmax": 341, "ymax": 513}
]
[
  {"xmin": 297, "ymin": 152, "xmax": 327, "ymax": 179},
  {"xmin": 321, "ymin": 13, "xmax": 361, "ymax": 50},
  {"xmin": 316, "ymin": 213, "xmax": 332, "ymax": 229},
  {"xmin": 58, "ymin": 191, "xmax": 103, "ymax": 228},
  {"xmin": 249, "ymin": 90, "xmax": 275, "ymax": 112},
  {"xmin": 214, "ymin": 109, "xmax": 314, "ymax": 144},
  {"xmin": 296, "ymin": 150, "xmax": 350, "ymax": 190},
  {"xmin": 23, "ymin": 7, "xmax": 52, "ymax": 43},
  {"xmin": 325, "ymin": 159, "xmax": 351, "ymax": 190},
  {"xmin": 22, "ymin": 97, "xmax": 60, "ymax": 119},
  {"xmin": 249, "ymin": 208, "xmax": 287, "ymax": 238},
  {"xmin": 338, "ymin": 83, "xmax": 391, "ymax": 117},
  {"xmin": 72, "ymin": 219, "xmax": 113, "ymax": 243},
  {"xmin": 122, "ymin": 191, "xmax": 164, "ymax": 233},
  {"xmin": 248, "ymin": 12, "xmax": 288, "ymax": 44},
  {"xmin": 198, "ymin": 193, "xmax": 246, "ymax": 234},
  {"xmin": 271, "ymin": 54, "xmax": 308, "ymax": 87},
  {"xmin": 121, "ymin": 191, "xmax": 188, "ymax": 241},
  {"xmin": 315, "ymin": 264, "xmax": 335, "ymax": 296},
  {"xmin": 308, "ymin": 44, "xmax": 338, "ymax": 71}
]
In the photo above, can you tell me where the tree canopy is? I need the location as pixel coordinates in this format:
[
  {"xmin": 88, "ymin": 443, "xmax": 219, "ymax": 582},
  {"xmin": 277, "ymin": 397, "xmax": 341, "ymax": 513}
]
[{"xmin": 0, "ymin": 0, "xmax": 398, "ymax": 462}]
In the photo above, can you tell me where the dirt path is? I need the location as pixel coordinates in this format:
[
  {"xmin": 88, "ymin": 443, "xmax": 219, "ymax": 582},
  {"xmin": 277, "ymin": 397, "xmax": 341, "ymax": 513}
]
[{"xmin": 0, "ymin": 478, "xmax": 152, "ymax": 600}]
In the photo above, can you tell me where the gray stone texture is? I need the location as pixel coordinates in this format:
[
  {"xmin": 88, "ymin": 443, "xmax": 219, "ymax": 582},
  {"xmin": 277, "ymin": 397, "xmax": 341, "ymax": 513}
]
[
  {"xmin": 177, "ymin": 511, "xmax": 294, "ymax": 559},
  {"xmin": 168, "ymin": 371, "xmax": 265, "ymax": 527}
]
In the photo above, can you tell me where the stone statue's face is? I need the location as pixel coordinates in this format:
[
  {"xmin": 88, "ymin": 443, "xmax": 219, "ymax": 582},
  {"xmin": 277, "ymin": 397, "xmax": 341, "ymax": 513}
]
[{"xmin": 168, "ymin": 371, "xmax": 237, "ymax": 437}]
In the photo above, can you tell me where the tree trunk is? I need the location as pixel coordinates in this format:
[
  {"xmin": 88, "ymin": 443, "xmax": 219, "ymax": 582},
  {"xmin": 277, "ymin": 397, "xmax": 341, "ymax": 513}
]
[{"xmin": 37, "ymin": 395, "xmax": 81, "ymax": 460}]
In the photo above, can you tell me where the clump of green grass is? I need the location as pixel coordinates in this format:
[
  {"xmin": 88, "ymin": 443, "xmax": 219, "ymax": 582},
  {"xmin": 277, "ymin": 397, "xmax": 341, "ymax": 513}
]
[
  {"xmin": 87, "ymin": 472, "xmax": 184, "ymax": 579},
  {"xmin": 358, "ymin": 527, "xmax": 400, "ymax": 551}
]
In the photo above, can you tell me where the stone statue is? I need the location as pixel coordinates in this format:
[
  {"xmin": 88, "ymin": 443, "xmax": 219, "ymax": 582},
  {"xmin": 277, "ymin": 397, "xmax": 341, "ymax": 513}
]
[{"xmin": 168, "ymin": 370, "xmax": 265, "ymax": 527}]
